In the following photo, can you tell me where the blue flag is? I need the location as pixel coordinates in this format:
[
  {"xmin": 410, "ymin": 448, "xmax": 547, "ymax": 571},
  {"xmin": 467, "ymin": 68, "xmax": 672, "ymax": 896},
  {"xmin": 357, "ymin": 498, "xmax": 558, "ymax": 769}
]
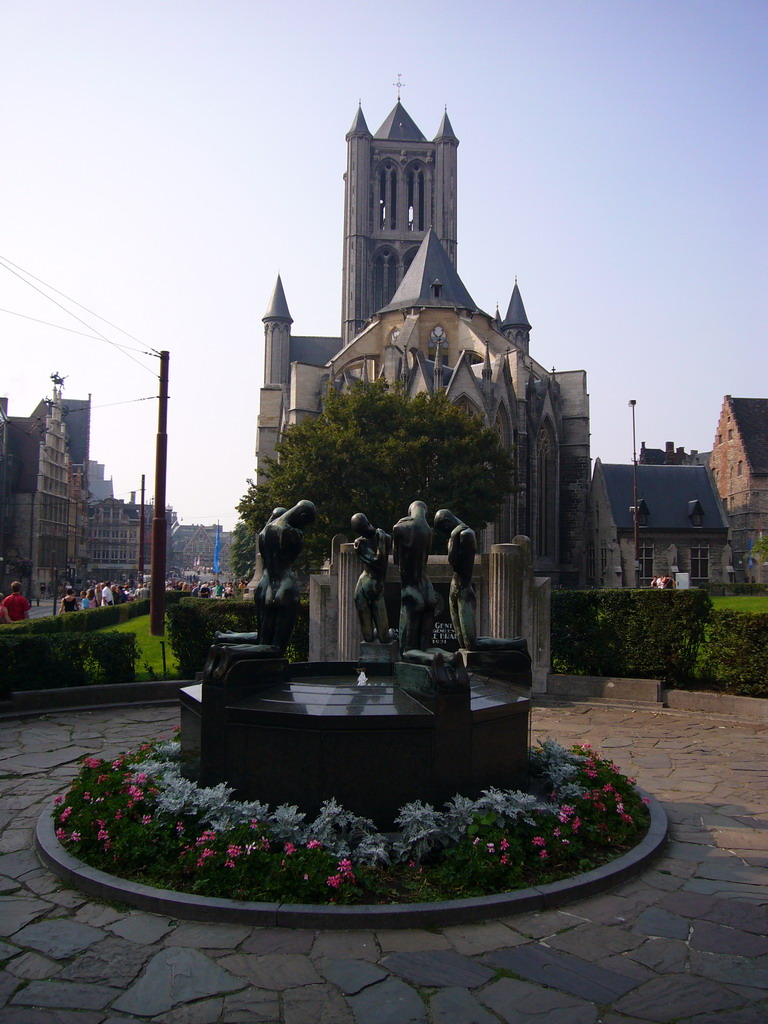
[{"xmin": 213, "ymin": 524, "xmax": 221, "ymax": 574}]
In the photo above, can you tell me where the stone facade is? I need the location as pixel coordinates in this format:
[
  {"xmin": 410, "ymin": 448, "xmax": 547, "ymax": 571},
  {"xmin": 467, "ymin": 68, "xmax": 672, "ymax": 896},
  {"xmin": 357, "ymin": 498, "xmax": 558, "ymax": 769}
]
[
  {"xmin": 255, "ymin": 101, "xmax": 591, "ymax": 586},
  {"xmin": 710, "ymin": 396, "xmax": 768, "ymax": 582},
  {"xmin": 589, "ymin": 460, "xmax": 732, "ymax": 588}
]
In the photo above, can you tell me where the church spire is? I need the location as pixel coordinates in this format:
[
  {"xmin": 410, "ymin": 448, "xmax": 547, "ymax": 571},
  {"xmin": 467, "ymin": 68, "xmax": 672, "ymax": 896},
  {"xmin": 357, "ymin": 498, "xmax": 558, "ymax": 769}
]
[
  {"xmin": 263, "ymin": 274, "xmax": 293, "ymax": 323},
  {"xmin": 500, "ymin": 279, "xmax": 531, "ymax": 354}
]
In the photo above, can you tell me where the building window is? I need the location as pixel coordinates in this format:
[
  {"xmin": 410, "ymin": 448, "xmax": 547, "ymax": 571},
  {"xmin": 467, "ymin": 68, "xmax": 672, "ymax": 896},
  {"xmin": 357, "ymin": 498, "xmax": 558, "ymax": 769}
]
[
  {"xmin": 737, "ymin": 461, "xmax": 743, "ymax": 476},
  {"xmin": 638, "ymin": 541, "xmax": 654, "ymax": 583},
  {"xmin": 690, "ymin": 542, "xmax": 709, "ymax": 582}
]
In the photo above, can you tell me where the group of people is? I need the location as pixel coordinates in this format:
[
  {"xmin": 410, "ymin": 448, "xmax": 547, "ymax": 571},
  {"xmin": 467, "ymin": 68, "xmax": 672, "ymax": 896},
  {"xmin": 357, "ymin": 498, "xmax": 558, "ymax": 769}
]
[{"xmin": 650, "ymin": 575, "xmax": 676, "ymax": 589}]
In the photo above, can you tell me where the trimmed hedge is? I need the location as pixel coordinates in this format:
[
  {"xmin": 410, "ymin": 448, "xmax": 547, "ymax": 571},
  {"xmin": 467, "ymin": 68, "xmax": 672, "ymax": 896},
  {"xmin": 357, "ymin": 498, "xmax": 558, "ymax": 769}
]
[
  {"xmin": 705, "ymin": 583, "xmax": 768, "ymax": 597},
  {"xmin": 698, "ymin": 611, "xmax": 768, "ymax": 697},
  {"xmin": 5, "ymin": 600, "xmax": 151, "ymax": 635},
  {"xmin": 166, "ymin": 597, "xmax": 309, "ymax": 679},
  {"xmin": 551, "ymin": 589, "xmax": 712, "ymax": 686},
  {"xmin": 0, "ymin": 633, "xmax": 137, "ymax": 698}
]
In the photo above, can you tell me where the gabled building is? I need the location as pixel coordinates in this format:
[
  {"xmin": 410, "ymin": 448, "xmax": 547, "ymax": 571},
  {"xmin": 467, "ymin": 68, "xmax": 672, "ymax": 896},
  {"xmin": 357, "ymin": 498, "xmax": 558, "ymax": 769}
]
[
  {"xmin": 0, "ymin": 382, "xmax": 91, "ymax": 594},
  {"xmin": 710, "ymin": 396, "xmax": 768, "ymax": 582},
  {"xmin": 589, "ymin": 460, "xmax": 732, "ymax": 588},
  {"xmin": 256, "ymin": 101, "xmax": 591, "ymax": 585}
]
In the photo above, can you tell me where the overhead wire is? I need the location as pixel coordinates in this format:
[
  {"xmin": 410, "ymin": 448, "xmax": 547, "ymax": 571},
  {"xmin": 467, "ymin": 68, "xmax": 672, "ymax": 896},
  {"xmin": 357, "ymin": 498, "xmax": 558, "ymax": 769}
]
[{"xmin": 0, "ymin": 256, "xmax": 160, "ymax": 375}]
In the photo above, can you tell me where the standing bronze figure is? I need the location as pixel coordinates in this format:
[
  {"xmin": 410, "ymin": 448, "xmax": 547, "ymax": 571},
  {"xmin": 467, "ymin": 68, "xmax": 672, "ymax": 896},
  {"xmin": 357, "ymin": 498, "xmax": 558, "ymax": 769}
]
[
  {"xmin": 257, "ymin": 500, "xmax": 316, "ymax": 653},
  {"xmin": 392, "ymin": 500, "xmax": 437, "ymax": 653},
  {"xmin": 434, "ymin": 508, "xmax": 477, "ymax": 650},
  {"xmin": 351, "ymin": 512, "xmax": 392, "ymax": 643}
]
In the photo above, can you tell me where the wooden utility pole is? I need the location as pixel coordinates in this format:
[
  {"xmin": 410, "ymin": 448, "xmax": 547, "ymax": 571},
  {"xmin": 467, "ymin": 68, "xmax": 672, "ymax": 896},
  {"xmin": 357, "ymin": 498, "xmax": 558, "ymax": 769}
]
[
  {"xmin": 138, "ymin": 474, "xmax": 146, "ymax": 582},
  {"xmin": 150, "ymin": 351, "xmax": 169, "ymax": 635}
]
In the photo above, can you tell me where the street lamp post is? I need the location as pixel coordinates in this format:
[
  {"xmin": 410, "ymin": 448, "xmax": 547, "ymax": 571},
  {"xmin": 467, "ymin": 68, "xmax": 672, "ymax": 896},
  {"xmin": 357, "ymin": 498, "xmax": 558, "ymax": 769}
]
[{"xmin": 629, "ymin": 400, "xmax": 639, "ymax": 586}]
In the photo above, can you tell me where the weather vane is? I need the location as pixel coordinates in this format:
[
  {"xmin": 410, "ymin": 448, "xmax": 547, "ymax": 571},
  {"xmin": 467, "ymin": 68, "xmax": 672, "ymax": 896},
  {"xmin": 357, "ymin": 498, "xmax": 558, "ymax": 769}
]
[
  {"xmin": 50, "ymin": 372, "xmax": 67, "ymax": 388},
  {"xmin": 393, "ymin": 73, "xmax": 405, "ymax": 101}
]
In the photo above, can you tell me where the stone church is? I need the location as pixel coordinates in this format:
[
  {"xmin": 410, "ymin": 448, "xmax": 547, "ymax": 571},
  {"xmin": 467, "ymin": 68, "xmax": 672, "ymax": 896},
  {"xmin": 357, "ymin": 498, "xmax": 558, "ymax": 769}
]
[{"xmin": 256, "ymin": 101, "xmax": 590, "ymax": 586}]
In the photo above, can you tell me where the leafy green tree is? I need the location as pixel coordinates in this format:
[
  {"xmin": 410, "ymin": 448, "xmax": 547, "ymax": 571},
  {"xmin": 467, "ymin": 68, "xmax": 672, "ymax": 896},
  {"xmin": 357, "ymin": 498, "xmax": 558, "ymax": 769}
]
[
  {"xmin": 238, "ymin": 380, "xmax": 516, "ymax": 570},
  {"xmin": 228, "ymin": 520, "xmax": 257, "ymax": 581}
]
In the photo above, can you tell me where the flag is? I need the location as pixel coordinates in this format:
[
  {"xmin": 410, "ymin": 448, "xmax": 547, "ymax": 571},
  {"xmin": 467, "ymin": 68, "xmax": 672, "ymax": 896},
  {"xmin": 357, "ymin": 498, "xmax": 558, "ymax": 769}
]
[{"xmin": 213, "ymin": 524, "xmax": 221, "ymax": 574}]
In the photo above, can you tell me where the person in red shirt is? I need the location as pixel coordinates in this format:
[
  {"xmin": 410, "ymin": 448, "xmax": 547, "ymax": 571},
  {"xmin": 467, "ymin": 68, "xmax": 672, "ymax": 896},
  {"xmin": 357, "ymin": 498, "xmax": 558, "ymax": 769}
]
[{"xmin": 2, "ymin": 581, "xmax": 30, "ymax": 622}]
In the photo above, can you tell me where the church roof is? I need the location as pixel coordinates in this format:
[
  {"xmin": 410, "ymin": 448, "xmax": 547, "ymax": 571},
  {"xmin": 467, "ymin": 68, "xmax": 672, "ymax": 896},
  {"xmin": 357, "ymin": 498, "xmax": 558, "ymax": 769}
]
[
  {"xmin": 501, "ymin": 282, "xmax": 531, "ymax": 331},
  {"xmin": 599, "ymin": 463, "xmax": 727, "ymax": 530},
  {"xmin": 434, "ymin": 110, "xmax": 457, "ymax": 141},
  {"xmin": 290, "ymin": 336, "xmax": 342, "ymax": 366},
  {"xmin": 374, "ymin": 102, "xmax": 426, "ymax": 142},
  {"xmin": 379, "ymin": 228, "xmax": 477, "ymax": 313},
  {"xmin": 347, "ymin": 104, "xmax": 371, "ymax": 137},
  {"xmin": 263, "ymin": 275, "xmax": 292, "ymax": 322},
  {"xmin": 729, "ymin": 397, "xmax": 768, "ymax": 475}
]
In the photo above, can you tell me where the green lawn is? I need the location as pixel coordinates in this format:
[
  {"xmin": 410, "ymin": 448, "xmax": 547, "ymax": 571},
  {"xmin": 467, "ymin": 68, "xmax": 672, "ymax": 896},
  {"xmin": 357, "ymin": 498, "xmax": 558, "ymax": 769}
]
[
  {"xmin": 110, "ymin": 615, "xmax": 180, "ymax": 681},
  {"xmin": 710, "ymin": 595, "xmax": 768, "ymax": 614}
]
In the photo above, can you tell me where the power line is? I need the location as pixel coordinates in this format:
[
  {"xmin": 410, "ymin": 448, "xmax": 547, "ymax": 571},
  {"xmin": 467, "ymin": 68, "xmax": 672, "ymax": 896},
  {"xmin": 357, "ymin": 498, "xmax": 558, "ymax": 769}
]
[
  {"xmin": 0, "ymin": 256, "xmax": 159, "ymax": 375},
  {"xmin": 0, "ymin": 307, "xmax": 142, "ymax": 346}
]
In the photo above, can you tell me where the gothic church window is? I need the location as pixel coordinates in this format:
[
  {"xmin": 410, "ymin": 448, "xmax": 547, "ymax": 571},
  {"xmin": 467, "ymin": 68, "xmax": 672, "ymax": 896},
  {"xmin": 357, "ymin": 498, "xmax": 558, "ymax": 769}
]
[
  {"xmin": 378, "ymin": 164, "xmax": 398, "ymax": 230},
  {"xmin": 373, "ymin": 249, "xmax": 397, "ymax": 311},
  {"xmin": 536, "ymin": 423, "xmax": 557, "ymax": 559},
  {"xmin": 428, "ymin": 325, "xmax": 447, "ymax": 354},
  {"xmin": 407, "ymin": 166, "xmax": 426, "ymax": 231}
]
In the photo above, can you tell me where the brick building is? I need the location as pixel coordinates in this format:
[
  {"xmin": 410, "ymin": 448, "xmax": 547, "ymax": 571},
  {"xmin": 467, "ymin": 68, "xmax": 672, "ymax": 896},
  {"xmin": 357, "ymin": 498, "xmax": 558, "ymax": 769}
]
[{"xmin": 710, "ymin": 396, "xmax": 768, "ymax": 582}]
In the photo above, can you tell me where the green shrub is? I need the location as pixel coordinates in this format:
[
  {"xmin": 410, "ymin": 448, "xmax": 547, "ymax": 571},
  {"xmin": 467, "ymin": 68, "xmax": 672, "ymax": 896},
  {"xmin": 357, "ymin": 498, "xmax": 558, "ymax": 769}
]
[
  {"xmin": 5, "ymin": 599, "xmax": 151, "ymax": 635},
  {"xmin": 0, "ymin": 633, "xmax": 137, "ymax": 698},
  {"xmin": 698, "ymin": 611, "xmax": 768, "ymax": 697},
  {"xmin": 166, "ymin": 597, "xmax": 310, "ymax": 678},
  {"xmin": 551, "ymin": 589, "xmax": 712, "ymax": 685}
]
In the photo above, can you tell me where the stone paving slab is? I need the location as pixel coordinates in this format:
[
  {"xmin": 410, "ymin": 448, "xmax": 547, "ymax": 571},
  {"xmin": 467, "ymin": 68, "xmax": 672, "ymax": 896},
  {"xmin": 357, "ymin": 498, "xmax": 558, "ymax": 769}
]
[
  {"xmin": 482, "ymin": 943, "xmax": 640, "ymax": 1002},
  {"xmin": 1, "ymin": 702, "xmax": 768, "ymax": 1023}
]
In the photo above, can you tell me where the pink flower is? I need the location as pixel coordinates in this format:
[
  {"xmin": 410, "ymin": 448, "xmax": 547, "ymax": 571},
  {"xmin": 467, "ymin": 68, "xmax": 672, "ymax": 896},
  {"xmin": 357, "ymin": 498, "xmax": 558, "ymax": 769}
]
[
  {"xmin": 486, "ymin": 843, "xmax": 495, "ymax": 854},
  {"xmin": 500, "ymin": 854, "xmax": 509, "ymax": 865},
  {"xmin": 306, "ymin": 839, "xmax": 322, "ymax": 849},
  {"xmin": 55, "ymin": 828, "xmax": 66, "ymax": 841},
  {"xmin": 500, "ymin": 838, "xmax": 510, "ymax": 851},
  {"xmin": 176, "ymin": 822, "xmax": 185, "ymax": 834},
  {"xmin": 70, "ymin": 831, "xmax": 81, "ymax": 842},
  {"xmin": 303, "ymin": 873, "xmax": 309, "ymax": 881},
  {"xmin": 83, "ymin": 757, "xmax": 101, "ymax": 769},
  {"xmin": 54, "ymin": 795, "xmax": 63, "ymax": 806},
  {"xmin": 59, "ymin": 806, "xmax": 72, "ymax": 823},
  {"xmin": 284, "ymin": 842, "xmax": 296, "ymax": 856},
  {"xmin": 539, "ymin": 849, "xmax": 548, "ymax": 859},
  {"xmin": 326, "ymin": 874, "xmax": 342, "ymax": 889},
  {"xmin": 141, "ymin": 815, "xmax": 152, "ymax": 825},
  {"xmin": 532, "ymin": 836, "xmax": 546, "ymax": 847},
  {"xmin": 642, "ymin": 796, "xmax": 650, "ymax": 806}
]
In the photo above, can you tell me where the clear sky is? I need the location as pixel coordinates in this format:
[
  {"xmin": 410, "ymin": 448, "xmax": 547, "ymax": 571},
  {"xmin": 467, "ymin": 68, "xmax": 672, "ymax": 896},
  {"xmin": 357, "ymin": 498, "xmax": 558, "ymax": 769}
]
[{"xmin": 3, "ymin": 0, "xmax": 765, "ymax": 530}]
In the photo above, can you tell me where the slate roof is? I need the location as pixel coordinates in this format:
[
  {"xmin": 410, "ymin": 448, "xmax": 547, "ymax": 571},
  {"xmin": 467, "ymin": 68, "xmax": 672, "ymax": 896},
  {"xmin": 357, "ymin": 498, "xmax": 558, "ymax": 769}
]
[
  {"xmin": 263, "ymin": 275, "xmax": 292, "ymax": 322},
  {"xmin": 374, "ymin": 102, "xmax": 426, "ymax": 142},
  {"xmin": 435, "ymin": 110, "xmax": 457, "ymax": 141},
  {"xmin": 379, "ymin": 229, "xmax": 477, "ymax": 314},
  {"xmin": 289, "ymin": 336, "xmax": 342, "ymax": 366},
  {"xmin": 347, "ymin": 104, "xmax": 371, "ymax": 137},
  {"xmin": 599, "ymin": 463, "xmax": 728, "ymax": 530},
  {"xmin": 62, "ymin": 398, "xmax": 91, "ymax": 466},
  {"xmin": 730, "ymin": 397, "xmax": 768, "ymax": 475},
  {"xmin": 501, "ymin": 282, "xmax": 531, "ymax": 331}
]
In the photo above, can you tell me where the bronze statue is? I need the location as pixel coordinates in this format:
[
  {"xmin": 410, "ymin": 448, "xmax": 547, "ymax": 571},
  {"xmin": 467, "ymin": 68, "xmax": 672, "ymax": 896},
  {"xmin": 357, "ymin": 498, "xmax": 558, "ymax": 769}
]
[
  {"xmin": 351, "ymin": 512, "xmax": 392, "ymax": 643},
  {"xmin": 433, "ymin": 508, "xmax": 477, "ymax": 650},
  {"xmin": 392, "ymin": 500, "xmax": 437, "ymax": 653},
  {"xmin": 256, "ymin": 500, "xmax": 316, "ymax": 653}
]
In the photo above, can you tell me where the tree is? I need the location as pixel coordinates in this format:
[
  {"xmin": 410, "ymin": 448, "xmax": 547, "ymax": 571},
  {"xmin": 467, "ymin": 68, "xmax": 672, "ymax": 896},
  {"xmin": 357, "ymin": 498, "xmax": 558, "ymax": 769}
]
[
  {"xmin": 238, "ymin": 380, "xmax": 516, "ymax": 570},
  {"xmin": 228, "ymin": 520, "xmax": 257, "ymax": 581}
]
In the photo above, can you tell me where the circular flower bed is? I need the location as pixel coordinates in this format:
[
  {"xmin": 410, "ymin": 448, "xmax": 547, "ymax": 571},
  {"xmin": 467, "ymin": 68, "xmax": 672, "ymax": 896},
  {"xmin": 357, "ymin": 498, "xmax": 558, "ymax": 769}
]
[{"xmin": 52, "ymin": 734, "xmax": 650, "ymax": 906}]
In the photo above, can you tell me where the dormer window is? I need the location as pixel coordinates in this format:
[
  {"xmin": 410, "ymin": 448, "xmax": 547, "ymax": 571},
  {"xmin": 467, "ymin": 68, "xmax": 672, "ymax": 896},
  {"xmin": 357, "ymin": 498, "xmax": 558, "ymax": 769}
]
[
  {"xmin": 688, "ymin": 499, "xmax": 704, "ymax": 527},
  {"xmin": 431, "ymin": 278, "xmax": 442, "ymax": 299},
  {"xmin": 631, "ymin": 498, "xmax": 649, "ymax": 527}
]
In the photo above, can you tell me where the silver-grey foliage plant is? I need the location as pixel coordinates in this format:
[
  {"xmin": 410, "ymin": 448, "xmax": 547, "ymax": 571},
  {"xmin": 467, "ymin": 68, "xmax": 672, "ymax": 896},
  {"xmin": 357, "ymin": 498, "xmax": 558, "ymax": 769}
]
[{"xmin": 128, "ymin": 738, "xmax": 588, "ymax": 867}]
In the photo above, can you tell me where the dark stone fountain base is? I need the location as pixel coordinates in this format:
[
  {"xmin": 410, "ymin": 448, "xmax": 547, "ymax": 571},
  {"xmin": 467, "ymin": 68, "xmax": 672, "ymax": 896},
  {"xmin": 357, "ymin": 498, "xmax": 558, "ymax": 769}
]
[{"xmin": 180, "ymin": 656, "xmax": 531, "ymax": 829}]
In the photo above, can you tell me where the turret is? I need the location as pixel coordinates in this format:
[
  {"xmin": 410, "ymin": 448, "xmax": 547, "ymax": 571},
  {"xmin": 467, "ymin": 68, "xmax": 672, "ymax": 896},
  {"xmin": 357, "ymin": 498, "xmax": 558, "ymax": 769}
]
[
  {"xmin": 263, "ymin": 275, "xmax": 292, "ymax": 386},
  {"xmin": 500, "ymin": 280, "xmax": 531, "ymax": 355}
]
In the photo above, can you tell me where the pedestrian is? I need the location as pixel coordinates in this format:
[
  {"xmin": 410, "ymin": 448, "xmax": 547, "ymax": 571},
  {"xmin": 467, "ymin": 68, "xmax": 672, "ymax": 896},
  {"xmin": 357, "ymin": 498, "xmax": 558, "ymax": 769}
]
[
  {"xmin": 101, "ymin": 582, "xmax": 114, "ymax": 606},
  {"xmin": 59, "ymin": 587, "xmax": 80, "ymax": 613},
  {"xmin": 1, "ymin": 581, "xmax": 31, "ymax": 621},
  {"xmin": 0, "ymin": 595, "xmax": 11, "ymax": 625}
]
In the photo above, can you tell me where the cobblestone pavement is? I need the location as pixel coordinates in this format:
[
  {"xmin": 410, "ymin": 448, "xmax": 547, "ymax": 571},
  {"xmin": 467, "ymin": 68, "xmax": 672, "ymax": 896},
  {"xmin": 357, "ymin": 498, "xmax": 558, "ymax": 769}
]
[{"xmin": 1, "ymin": 702, "xmax": 767, "ymax": 1023}]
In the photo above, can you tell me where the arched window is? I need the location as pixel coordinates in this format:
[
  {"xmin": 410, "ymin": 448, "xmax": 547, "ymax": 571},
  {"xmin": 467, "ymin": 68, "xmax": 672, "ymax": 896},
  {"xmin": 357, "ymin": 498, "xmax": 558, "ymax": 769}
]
[
  {"xmin": 373, "ymin": 249, "xmax": 397, "ymax": 310},
  {"xmin": 428, "ymin": 325, "xmax": 447, "ymax": 355},
  {"xmin": 536, "ymin": 422, "xmax": 557, "ymax": 559},
  {"xmin": 378, "ymin": 163, "xmax": 398, "ymax": 230},
  {"xmin": 407, "ymin": 165, "xmax": 426, "ymax": 231}
]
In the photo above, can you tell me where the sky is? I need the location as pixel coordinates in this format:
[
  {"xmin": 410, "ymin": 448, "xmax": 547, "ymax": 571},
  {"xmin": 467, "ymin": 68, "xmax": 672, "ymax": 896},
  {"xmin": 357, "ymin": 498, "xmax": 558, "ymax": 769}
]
[{"xmin": 2, "ymin": 0, "xmax": 766, "ymax": 530}]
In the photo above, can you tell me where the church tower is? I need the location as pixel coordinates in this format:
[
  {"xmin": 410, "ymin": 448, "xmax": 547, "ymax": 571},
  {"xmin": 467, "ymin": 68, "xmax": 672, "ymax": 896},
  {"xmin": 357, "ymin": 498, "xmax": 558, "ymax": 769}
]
[{"xmin": 341, "ymin": 101, "xmax": 459, "ymax": 345}]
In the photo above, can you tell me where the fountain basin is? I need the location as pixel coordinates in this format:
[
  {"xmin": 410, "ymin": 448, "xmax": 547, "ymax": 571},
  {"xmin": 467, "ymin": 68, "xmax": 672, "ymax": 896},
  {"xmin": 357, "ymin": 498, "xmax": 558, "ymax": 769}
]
[{"xmin": 180, "ymin": 660, "xmax": 531, "ymax": 828}]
